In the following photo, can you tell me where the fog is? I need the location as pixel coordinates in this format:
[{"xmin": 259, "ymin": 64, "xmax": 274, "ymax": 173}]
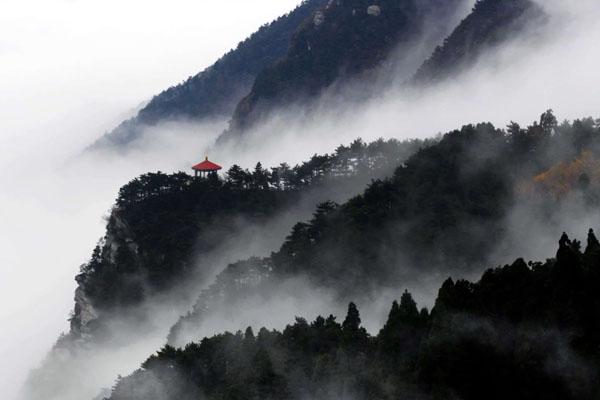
[
  {"xmin": 0, "ymin": 1, "xmax": 302, "ymax": 399},
  {"xmin": 213, "ymin": 0, "xmax": 600, "ymax": 167},
  {"xmin": 2, "ymin": 0, "xmax": 600, "ymax": 399}
]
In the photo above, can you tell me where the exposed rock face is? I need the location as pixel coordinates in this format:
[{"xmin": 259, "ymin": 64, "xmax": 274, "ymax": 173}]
[
  {"xmin": 71, "ymin": 287, "xmax": 98, "ymax": 335},
  {"xmin": 70, "ymin": 210, "xmax": 139, "ymax": 336},
  {"xmin": 104, "ymin": 212, "xmax": 138, "ymax": 263},
  {"xmin": 367, "ymin": 5, "xmax": 381, "ymax": 16}
]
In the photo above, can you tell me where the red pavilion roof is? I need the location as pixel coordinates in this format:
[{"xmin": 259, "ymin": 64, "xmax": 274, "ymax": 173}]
[{"xmin": 192, "ymin": 157, "xmax": 222, "ymax": 171}]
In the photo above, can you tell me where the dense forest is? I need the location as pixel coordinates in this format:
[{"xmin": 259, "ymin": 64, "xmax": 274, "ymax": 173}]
[
  {"xmin": 31, "ymin": 112, "xmax": 600, "ymax": 400},
  {"xmin": 170, "ymin": 111, "xmax": 600, "ymax": 343},
  {"xmin": 72, "ymin": 138, "xmax": 428, "ymax": 336},
  {"xmin": 92, "ymin": 0, "xmax": 328, "ymax": 148},
  {"xmin": 108, "ymin": 229, "xmax": 600, "ymax": 400}
]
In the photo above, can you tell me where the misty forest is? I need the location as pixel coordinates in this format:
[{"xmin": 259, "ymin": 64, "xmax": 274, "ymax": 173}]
[{"xmin": 6, "ymin": 0, "xmax": 600, "ymax": 400}]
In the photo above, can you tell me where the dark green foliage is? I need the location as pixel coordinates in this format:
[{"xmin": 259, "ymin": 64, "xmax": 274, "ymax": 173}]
[
  {"xmin": 377, "ymin": 291, "xmax": 427, "ymax": 368},
  {"xmin": 75, "ymin": 137, "xmax": 425, "ymax": 324},
  {"xmin": 170, "ymin": 112, "xmax": 600, "ymax": 344},
  {"xmin": 413, "ymin": 0, "xmax": 545, "ymax": 83},
  {"xmin": 94, "ymin": 0, "xmax": 328, "ymax": 147},
  {"xmin": 420, "ymin": 232, "xmax": 600, "ymax": 400},
  {"xmin": 266, "ymin": 113, "xmax": 600, "ymax": 295},
  {"xmin": 76, "ymin": 176, "xmax": 292, "ymax": 314},
  {"xmin": 109, "ymin": 234, "xmax": 600, "ymax": 400},
  {"xmin": 341, "ymin": 302, "xmax": 369, "ymax": 350}
]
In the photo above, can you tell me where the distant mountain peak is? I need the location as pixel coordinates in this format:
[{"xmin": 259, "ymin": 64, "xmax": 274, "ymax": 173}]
[
  {"xmin": 219, "ymin": 0, "xmax": 468, "ymax": 140},
  {"xmin": 90, "ymin": 0, "xmax": 328, "ymax": 150},
  {"xmin": 412, "ymin": 0, "xmax": 546, "ymax": 83}
]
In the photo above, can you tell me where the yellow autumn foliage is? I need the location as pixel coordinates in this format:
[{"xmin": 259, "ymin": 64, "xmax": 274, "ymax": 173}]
[{"xmin": 518, "ymin": 151, "xmax": 600, "ymax": 198}]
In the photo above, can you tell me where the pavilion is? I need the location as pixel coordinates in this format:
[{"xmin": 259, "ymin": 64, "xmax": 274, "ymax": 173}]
[{"xmin": 192, "ymin": 156, "xmax": 222, "ymax": 178}]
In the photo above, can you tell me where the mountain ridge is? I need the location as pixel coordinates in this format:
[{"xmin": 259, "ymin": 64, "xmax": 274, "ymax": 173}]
[
  {"xmin": 413, "ymin": 0, "xmax": 546, "ymax": 83},
  {"xmin": 91, "ymin": 0, "xmax": 546, "ymax": 150},
  {"xmin": 91, "ymin": 0, "xmax": 328, "ymax": 149},
  {"xmin": 221, "ymin": 0, "xmax": 469, "ymax": 138}
]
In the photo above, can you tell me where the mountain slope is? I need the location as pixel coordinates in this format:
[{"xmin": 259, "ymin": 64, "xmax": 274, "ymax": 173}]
[
  {"xmin": 170, "ymin": 112, "xmax": 600, "ymax": 344},
  {"xmin": 412, "ymin": 0, "xmax": 545, "ymax": 83},
  {"xmin": 109, "ymin": 231, "xmax": 600, "ymax": 400},
  {"xmin": 93, "ymin": 0, "xmax": 547, "ymax": 149},
  {"xmin": 21, "ymin": 139, "xmax": 427, "ymax": 400},
  {"xmin": 60, "ymin": 137, "xmax": 427, "ymax": 343},
  {"xmin": 91, "ymin": 0, "xmax": 328, "ymax": 148},
  {"xmin": 222, "ymin": 0, "xmax": 467, "ymax": 138},
  {"xmin": 22, "ymin": 113, "xmax": 600, "ymax": 399}
]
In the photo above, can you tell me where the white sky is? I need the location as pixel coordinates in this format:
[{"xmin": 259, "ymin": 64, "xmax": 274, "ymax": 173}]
[{"xmin": 0, "ymin": 1, "xmax": 300, "ymax": 399}]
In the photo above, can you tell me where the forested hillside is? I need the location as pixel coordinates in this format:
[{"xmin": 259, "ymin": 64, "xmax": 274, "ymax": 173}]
[
  {"xmin": 108, "ymin": 230, "xmax": 600, "ymax": 400},
  {"xmin": 170, "ymin": 111, "xmax": 600, "ymax": 343},
  {"xmin": 413, "ymin": 0, "xmax": 544, "ymax": 83},
  {"xmin": 92, "ymin": 0, "xmax": 327, "ymax": 148},
  {"xmin": 25, "ymin": 112, "xmax": 600, "ymax": 400},
  {"xmin": 223, "ymin": 0, "xmax": 466, "ymax": 137},
  {"xmin": 70, "ymin": 138, "xmax": 427, "ymax": 338}
]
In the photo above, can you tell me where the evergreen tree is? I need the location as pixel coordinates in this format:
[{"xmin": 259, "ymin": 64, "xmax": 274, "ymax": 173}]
[
  {"xmin": 342, "ymin": 302, "xmax": 361, "ymax": 332},
  {"xmin": 245, "ymin": 326, "xmax": 255, "ymax": 341},
  {"xmin": 341, "ymin": 302, "xmax": 368, "ymax": 350},
  {"xmin": 253, "ymin": 162, "xmax": 270, "ymax": 189},
  {"xmin": 540, "ymin": 109, "xmax": 558, "ymax": 135},
  {"xmin": 227, "ymin": 164, "xmax": 247, "ymax": 188}
]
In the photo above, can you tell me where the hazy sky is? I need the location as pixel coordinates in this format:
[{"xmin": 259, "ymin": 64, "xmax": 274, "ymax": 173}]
[
  {"xmin": 0, "ymin": 0, "xmax": 301, "ymax": 158},
  {"xmin": 0, "ymin": 1, "xmax": 300, "ymax": 398}
]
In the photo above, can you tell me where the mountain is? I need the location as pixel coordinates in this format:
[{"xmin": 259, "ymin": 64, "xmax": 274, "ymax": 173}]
[
  {"xmin": 21, "ymin": 138, "xmax": 428, "ymax": 400},
  {"xmin": 69, "ymin": 138, "xmax": 429, "ymax": 338},
  {"xmin": 72, "ymin": 111, "xmax": 600, "ymax": 343},
  {"xmin": 108, "ymin": 231, "xmax": 600, "ymax": 400},
  {"xmin": 91, "ymin": 0, "xmax": 328, "ymax": 148},
  {"xmin": 92, "ymin": 0, "xmax": 547, "ymax": 149},
  {"xmin": 221, "ymin": 0, "xmax": 546, "ymax": 140},
  {"xmin": 413, "ymin": 0, "xmax": 545, "ymax": 83},
  {"xmin": 169, "ymin": 112, "xmax": 600, "ymax": 344},
  {"xmin": 221, "ymin": 0, "xmax": 468, "ymax": 138},
  {"xmin": 23, "ymin": 112, "xmax": 600, "ymax": 399}
]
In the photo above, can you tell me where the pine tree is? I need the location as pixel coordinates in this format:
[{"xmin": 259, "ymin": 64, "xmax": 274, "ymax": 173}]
[
  {"xmin": 586, "ymin": 229, "xmax": 600, "ymax": 254},
  {"xmin": 226, "ymin": 164, "xmax": 247, "ymax": 188},
  {"xmin": 378, "ymin": 290, "xmax": 425, "ymax": 366},
  {"xmin": 342, "ymin": 302, "xmax": 368, "ymax": 350},
  {"xmin": 253, "ymin": 162, "xmax": 269, "ymax": 189},
  {"xmin": 245, "ymin": 326, "xmax": 255, "ymax": 341},
  {"xmin": 540, "ymin": 109, "xmax": 558, "ymax": 135},
  {"xmin": 398, "ymin": 290, "xmax": 419, "ymax": 321},
  {"xmin": 342, "ymin": 302, "xmax": 361, "ymax": 332}
]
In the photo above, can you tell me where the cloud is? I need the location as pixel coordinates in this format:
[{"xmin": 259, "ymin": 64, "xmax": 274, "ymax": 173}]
[{"xmin": 0, "ymin": 1, "xmax": 304, "ymax": 399}]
